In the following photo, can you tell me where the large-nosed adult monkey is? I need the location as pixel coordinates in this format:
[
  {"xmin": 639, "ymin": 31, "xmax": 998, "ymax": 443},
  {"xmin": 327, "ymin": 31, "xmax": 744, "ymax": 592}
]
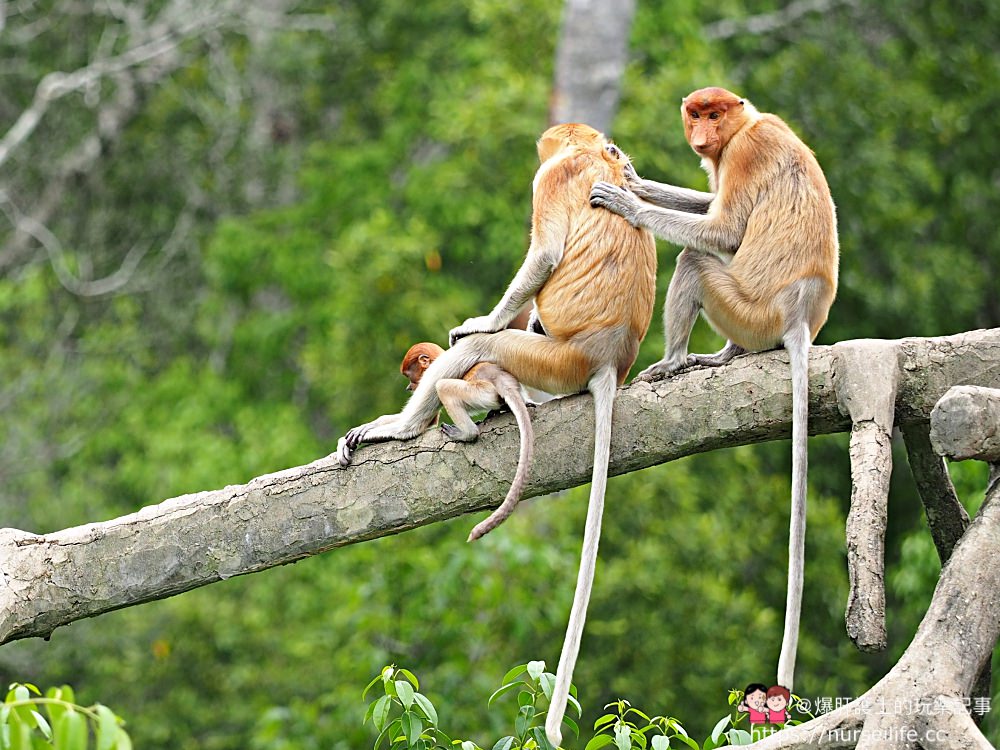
[
  {"xmin": 400, "ymin": 341, "xmax": 535, "ymax": 542},
  {"xmin": 589, "ymin": 87, "xmax": 838, "ymax": 693},
  {"xmin": 337, "ymin": 124, "xmax": 657, "ymax": 747}
]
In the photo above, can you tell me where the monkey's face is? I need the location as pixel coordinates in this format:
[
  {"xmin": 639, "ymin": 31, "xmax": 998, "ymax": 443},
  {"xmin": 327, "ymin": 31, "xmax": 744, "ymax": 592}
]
[
  {"xmin": 681, "ymin": 88, "xmax": 745, "ymax": 160},
  {"xmin": 400, "ymin": 343, "xmax": 443, "ymax": 390}
]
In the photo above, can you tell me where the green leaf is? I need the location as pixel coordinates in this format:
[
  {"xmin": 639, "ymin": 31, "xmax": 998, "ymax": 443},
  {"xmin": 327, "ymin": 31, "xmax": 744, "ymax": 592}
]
[
  {"xmin": 526, "ymin": 662, "xmax": 544, "ymax": 681},
  {"xmin": 396, "ymin": 681, "xmax": 416, "ymax": 709},
  {"xmin": 515, "ymin": 706, "xmax": 533, "ymax": 737},
  {"xmin": 709, "ymin": 715, "xmax": 731, "ymax": 745},
  {"xmin": 561, "ymin": 715, "xmax": 579, "ymax": 739},
  {"xmin": 501, "ymin": 665, "xmax": 528, "ymax": 685},
  {"xmin": 397, "ymin": 669, "xmax": 419, "ymax": 690},
  {"xmin": 727, "ymin": 729, "xmax": 752, "ymax": 746},
  {"xmin": 365, "ymin": 698, "xmax": 379, "ymax": 726},
  {"xmin": 487, "ymin": 683, "xmax": 521, "ymax": 707},
  {"xmin": 400, "ymin": 711, "xmax": 422, "ymax": 747},
  {"xmin": 54, "ymin": 709, "xmax": 87, "ymax": 750},
  {"xmin": 672, "ymin": 736, "xmax": 699, "ymax": 750},
  {"xmin": 113, "ymin": 728, "xmax": 133, "ymax": 750},
  {"xmin": 614, "ymin": 723, "xmax": 631, "ymax": 750},
  {"xmin": 413, "ymin": 693, "xmax": 438, "ymax": 726},
  {"xmin": 460, "ymin": 742, "xmax": 477, "ymax": 750},
  {"xmin": 517, "ymin": 690, "xmax": 534, "ymax": 708},
  {"xmin": 626, "ymin": 708, "xmax": 651, "ymax": 723},
  {"xmin": 8, "ymin": 719, "xmax": 31, "ymax": 750},
  {"xmin": 584, "ymin": 736, "xmax": 615, "ymax": 750},
  {"xmin": 43, "ymin": 691, "xmax": 66, "ymax": 730},
  {"xmin": 95, "ymin": 706, "xmax": 119, "ymax": 750},
  {"xmin": 530, "ymin": 727, "xmax": 554, "ymax": 750},
  {"xmin": 491, "ymin": 737, "xmax": 516, "ymax": 750},
  {"xmin": 373, "ymin": 695, "xmax": 393, "ymax": 731},
  {"xmin": 566, "ymin": 694, "xmax": 582, "ymax": 718},
  {"xmin": 30, "ymin": 712, "xmax": 50, "ymax": 741},
  {"xmin": 538, "ymin": 673, "xmax": 555, "ymax": 701},
  {"xmin": 594, "ymin": 714, "xmax": 618, "ymax": 731},
  {"xmin": 364, "ymin": 673, "xmax": 386, "ymax": 700},
  {"xmin": 651, "ymin": 736, "xmax": 670, "ymax": 750}
]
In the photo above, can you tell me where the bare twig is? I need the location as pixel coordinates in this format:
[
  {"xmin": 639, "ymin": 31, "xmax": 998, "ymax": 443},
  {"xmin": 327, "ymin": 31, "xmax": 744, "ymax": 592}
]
[{"xmin": 705, "ymin": 0, "xmax": 858, "ymax": 40}]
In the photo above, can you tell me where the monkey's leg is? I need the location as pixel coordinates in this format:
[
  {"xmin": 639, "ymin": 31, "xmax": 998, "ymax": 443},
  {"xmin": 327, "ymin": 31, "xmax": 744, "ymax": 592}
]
[
  {"xmin": 436, "ymin": 378, "xmax": 500, "ymax": 442},
  {"xmin": 634, "ymin": 248, "xmax": 704, "ymax": 381}
]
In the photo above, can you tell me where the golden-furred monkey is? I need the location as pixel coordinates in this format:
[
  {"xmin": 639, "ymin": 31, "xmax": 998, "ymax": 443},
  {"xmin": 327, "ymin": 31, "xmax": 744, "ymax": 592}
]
[{"xmin": 590, "ymin": 86, "xmax": 838, "ymax": 694}]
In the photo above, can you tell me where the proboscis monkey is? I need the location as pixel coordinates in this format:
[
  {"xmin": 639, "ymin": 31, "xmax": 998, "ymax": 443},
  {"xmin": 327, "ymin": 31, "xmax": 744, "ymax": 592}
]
[
  {"xmin": 337, "ymin": 124, "xmax": 657, "ymax": 747},
  {"xmin": 400, "ymin": 341, "xmax": 534, "ymax": 542},
  {"xmin": 589, "ymin": 87, "xmax": 839, "ymax": 693}
]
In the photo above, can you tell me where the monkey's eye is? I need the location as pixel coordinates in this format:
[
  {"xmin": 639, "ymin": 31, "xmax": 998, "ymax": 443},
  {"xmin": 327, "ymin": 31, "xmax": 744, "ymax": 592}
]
[
  {"xmin": 709, "ymin": 112, "xmax": 720, "ymax": 120},
  {"xmin": 689, "ymin": 111, "xmax": 700, "ymax": 119}
]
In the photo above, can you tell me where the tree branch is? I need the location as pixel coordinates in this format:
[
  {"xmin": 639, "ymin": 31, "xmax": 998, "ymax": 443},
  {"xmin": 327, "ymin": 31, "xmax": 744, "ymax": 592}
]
[
  {"xmin": 0, "ymin": 330, "xmax": 998, "ymax": 646},
  {"xmin": 834, "ymin": 341, "xmax": 901, "ymax": 652}
]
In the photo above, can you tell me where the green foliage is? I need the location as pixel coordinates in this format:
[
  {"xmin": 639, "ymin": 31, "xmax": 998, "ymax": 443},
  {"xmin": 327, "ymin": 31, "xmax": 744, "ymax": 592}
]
[
  {"xmin": 0, "ymin": 684, "xmax": 131, "ymax": 750},
  {"xmin": 359, "ymin": 666, "xmax": 828, "ymax": 750}
]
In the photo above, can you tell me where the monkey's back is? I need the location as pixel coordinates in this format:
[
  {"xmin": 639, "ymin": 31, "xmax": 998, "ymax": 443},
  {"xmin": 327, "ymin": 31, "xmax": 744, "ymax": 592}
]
[
  {"xmin": 534, "ymin": 152, "xmax": 658, "ymax": 360},
  {"xmin": 721, "ymin": 115, "xmax": 839, "ymax": 329}
]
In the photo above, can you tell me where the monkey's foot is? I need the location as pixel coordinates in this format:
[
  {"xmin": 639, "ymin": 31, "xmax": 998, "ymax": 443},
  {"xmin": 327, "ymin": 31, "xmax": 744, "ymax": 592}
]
[
  {"xmin": 688, "ymin": 341, "xmax": 747, "ymax": 368},
  {"xmin": 633, "ymin": 356, "xmax": 689, "ymax": 382},
  {"xmin": 441, "ymin": 423, "xmax": 479, "ymax": 442},
  {"xmin": 589, "ymin": 181, "xmax": 641, "ymax": 226}
]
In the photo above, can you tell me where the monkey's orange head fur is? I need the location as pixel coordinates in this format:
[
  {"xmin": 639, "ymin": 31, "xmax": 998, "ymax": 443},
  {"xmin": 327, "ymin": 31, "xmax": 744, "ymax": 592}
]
[
  {"xmin": 536, "ymin": 123, "xmax": 634, "ymax": 183},
  {"xmin": 401, "ymin": 342, "xmax": 444, "ymax": 390},
  {"xmin": 681, "ymin": 87, "xmax": 750, "ymax": 161}
]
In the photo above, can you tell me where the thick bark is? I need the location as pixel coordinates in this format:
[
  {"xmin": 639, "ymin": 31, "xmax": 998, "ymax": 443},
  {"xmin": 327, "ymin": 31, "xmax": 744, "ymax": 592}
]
[{"xmin": 0, "ymin": 329, "xmax": 997, "ymax": 647}]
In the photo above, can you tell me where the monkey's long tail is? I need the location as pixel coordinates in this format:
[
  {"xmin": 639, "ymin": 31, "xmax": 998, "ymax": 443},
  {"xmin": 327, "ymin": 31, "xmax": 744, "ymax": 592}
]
[
  {"xmin": 776, "ymin": 323, "xmax": 810, "ymax": 691},
  {"xmin": 468, "ymin": 380, "xmax": 535, "ymax": 542},
  {"xmin": 545, "ymin": 366, "xmax": 617, "ymax": 749}
]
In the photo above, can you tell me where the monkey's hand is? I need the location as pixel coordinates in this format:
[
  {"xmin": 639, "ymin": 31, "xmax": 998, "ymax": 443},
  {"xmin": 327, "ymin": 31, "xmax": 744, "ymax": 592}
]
[
  {"xmin": 337, "ymin": 414, "xmax": 404, "ymax": 465},
  {"xmin": 589, "ymin": 181, "xmax": 642, "ymax": 227},
  {"xmin": 622, "ymin": 160, "xmax": 641, "ymax": 189},
  {"xmin": 449, "ymin": 315, "xmax": 500, "ymax": 347},
  {"xmin": 335, "ymin": 436, "xmax": 354, "ymax": 466}
]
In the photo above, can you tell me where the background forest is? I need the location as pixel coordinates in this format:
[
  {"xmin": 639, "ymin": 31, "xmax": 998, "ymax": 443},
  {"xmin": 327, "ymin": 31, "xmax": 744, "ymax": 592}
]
[{"xmin": 0, "ymin": 0, "xmax": 998, "ymax": 747}]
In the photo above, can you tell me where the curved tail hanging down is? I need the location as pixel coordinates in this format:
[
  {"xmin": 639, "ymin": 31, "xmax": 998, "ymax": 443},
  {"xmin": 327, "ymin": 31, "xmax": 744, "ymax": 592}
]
[
  {"xmin": 776, "ymin": 320, "xmax": 810, "ymax": 691},
  {"xmin": 545, "ymin": 367, "xmax": 618, "ymax": 749},
  {"xmin": 468, "ymin": 379, "xmax": 536, "ymax": 542}
]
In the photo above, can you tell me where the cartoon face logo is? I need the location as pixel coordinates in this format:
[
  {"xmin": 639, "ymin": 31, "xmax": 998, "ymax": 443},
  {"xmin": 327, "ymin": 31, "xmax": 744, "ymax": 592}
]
[{"xmin": 746, "ymin": 688, "xmax": 767, "ymax": 712}]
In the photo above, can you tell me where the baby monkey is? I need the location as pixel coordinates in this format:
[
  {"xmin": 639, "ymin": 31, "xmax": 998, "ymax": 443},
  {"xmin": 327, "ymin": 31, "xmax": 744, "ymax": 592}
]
[{"xmin": 400, "ymin": 342, "xmax": 535, "ymax": 542}]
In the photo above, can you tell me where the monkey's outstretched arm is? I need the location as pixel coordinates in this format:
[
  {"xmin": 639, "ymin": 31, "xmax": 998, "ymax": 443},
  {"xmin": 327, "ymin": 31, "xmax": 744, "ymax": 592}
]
[
  {"xmin": 449, "ymin": 250, "xmax": 557, "ymax": 346},
  {"xmin": 590, "ymin": 181, "xmax": 742, "ymax": 256},
  {"xmin": 450, "ymin": 171, "xmax": 569, "ymax": 346},
  {"xmin": 628, "ymin": 175, "xmax": 714, "ymax": 214}
]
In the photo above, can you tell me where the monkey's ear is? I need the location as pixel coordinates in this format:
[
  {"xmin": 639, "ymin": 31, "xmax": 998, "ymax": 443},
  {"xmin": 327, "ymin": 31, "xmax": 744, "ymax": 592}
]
[
  {"xmin": 605, "ymin": 143, "xmax": 622, "ymax": 159},
  {"xmin": 418, "ymin": 354, "xmax": 432, "ymax": 367}
]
